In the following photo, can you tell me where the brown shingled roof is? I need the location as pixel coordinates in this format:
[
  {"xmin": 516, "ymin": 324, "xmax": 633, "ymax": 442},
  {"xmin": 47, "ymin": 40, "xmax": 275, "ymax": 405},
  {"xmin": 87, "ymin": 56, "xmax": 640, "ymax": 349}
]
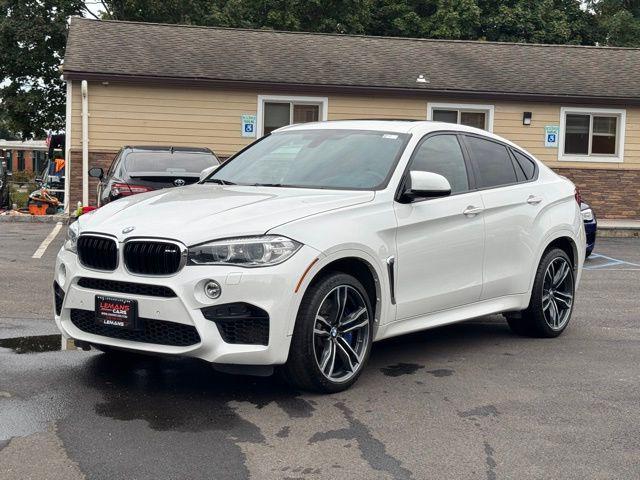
[{"xmin": 63, "ymin": 17, "xmax": 640, "ymax": 103}]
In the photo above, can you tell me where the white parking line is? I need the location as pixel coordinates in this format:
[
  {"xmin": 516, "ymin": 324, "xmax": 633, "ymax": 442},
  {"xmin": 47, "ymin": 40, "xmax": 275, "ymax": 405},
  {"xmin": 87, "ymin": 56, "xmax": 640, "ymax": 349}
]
[{"xmin": 32, "ymin": 222, "xmax": 63, "ymax": 259}]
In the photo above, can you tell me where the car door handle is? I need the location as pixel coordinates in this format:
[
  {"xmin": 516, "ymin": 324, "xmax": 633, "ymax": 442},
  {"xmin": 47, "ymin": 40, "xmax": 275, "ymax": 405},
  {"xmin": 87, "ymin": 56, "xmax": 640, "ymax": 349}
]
[
  {"xmin": 463, "ymin": 205, "xmax": 484, "ymax": 216},
  {"xmin": 527, "ymin": 195, "xmax": 543, "ymax": 205}
]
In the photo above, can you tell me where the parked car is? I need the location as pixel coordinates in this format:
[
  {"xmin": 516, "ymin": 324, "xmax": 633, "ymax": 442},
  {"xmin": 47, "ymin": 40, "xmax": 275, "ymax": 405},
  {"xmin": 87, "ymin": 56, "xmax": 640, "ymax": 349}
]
[
  {"xmin": 581, "ymin": 201, "xmax": 597, "ymax": 257},
  {"xmin": 55, "ymin": 121, "xmax": 585, "ymax": 393},
  {"xmin": 89, "ymin": 146, "xmax": 219, "ymax": 206}
]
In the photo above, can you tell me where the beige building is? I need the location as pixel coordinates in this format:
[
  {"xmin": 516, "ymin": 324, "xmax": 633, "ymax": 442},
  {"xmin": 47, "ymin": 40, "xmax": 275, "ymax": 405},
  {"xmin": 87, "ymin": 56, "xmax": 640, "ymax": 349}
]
[{"xmin": 63, "ymin": 18, "xmax": 640, "ymax": 218}]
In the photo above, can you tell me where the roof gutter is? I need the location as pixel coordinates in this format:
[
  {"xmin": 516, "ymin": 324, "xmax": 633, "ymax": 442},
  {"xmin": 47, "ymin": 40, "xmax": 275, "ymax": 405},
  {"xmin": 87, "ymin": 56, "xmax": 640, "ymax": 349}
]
[{"xmin": 63, "ymin": 71, "xmax": 640, "ymax": 106}]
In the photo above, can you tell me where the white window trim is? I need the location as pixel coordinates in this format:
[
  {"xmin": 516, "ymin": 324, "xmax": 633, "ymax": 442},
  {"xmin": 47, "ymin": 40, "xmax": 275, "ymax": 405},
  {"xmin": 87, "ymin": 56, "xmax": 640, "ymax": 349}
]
[
  {"xmin": 427, "ymin": 102, "xmax": 495, "ymax": 132},
  {"xmin": 558, "ymin": 106, "xmax": 626, "ymax": 163},
  {"xmin": 256, "ymin": 94, "xmax": 329, "ymax": 137}
]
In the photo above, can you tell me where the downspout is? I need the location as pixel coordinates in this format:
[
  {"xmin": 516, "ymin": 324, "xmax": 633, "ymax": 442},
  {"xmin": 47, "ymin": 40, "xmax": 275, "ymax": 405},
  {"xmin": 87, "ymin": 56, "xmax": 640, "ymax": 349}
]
[
  {"xmin": 63, "ymin": 80, "xmax": 72, "ymax": 214},
  {"xmin": 81, "ymin": 80, "xmax": 89, "ymax": 207}
]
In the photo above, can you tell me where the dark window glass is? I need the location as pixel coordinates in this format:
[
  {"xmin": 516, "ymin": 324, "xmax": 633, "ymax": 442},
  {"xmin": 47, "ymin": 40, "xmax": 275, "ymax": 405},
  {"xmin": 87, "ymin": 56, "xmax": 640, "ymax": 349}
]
[
  {"xmin": 293, "ymin": 104, "xmax": 319, "ymax": 123},
  {"xmin": 124, "ymin": 151, "xmax": 218, "ymax": 174},
  {"xmin": 564, "ymin": 114, "xmax": 590, "ymax": 155},
  {"xmin": 513, "ymin": 150, "xmax": 536, "ymax": 180},
  {"xmin": 410, "ymin": 135, "xmax": 469, "ymax": 194},
  {"xmin": 264, "ymin": 102, "xmax": 290, "ymax": 134},
  {"xmin": 460, "ymin": 111, "xmax": 486, "ymax": 129},
  {"xmin": 17, "ymin": 151, "xmax": 25, "ymax": 170},
  {"xmin": 432, "ymin": 110, "xmax": 458, "ymax": 124},
  {"xmin": 592, "ymin": 116, "xmax": 617, "ymax": 154},
  {"xmin": 466, "ymin": 136, "xmax": 517, "ymax": 188}
]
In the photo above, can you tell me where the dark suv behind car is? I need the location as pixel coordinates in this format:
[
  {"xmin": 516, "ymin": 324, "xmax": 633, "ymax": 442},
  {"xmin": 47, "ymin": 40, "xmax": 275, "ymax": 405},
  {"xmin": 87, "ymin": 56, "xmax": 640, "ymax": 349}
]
[{"xmin": 89, "ymin": 146, "xmax": 219, "ymax": 206}]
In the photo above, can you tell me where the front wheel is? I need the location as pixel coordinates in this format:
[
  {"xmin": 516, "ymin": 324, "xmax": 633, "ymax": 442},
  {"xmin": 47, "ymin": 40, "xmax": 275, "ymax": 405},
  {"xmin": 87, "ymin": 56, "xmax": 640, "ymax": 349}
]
[
  {"xmin": 507, "ymin": 248, "xmax": 575, "ymax": 338},
  {"xmin": 281, "ymin": 272, "xmax": 373, "ymax": 393}
]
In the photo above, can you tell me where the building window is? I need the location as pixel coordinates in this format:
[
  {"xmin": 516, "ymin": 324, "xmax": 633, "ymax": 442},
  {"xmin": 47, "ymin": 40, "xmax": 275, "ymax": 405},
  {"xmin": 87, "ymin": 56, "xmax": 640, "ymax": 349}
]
[
  {"xmin": 257, "ymin": 95, "xmax": 328, "ymax": 136},
  {"xmin": 17, "ymin": 151, "xmax": 25, "ymax": 170},
  {"xmin": 427, "ymin": 103, "xmax": 495, "ymax": 132},
  {"xmin": 559, "ymin": 107, "xmax": 626, "ymax": 163}
]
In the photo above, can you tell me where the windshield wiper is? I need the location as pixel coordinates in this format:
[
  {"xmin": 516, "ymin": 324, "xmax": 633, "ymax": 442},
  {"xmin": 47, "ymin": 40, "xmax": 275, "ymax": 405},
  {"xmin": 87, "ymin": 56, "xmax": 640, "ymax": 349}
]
[
  {"xmin": 205, "ymin": 178, "xmax": 236, "ymax": 185},
  {"xmin": 249, "ymin": 183, "xmax": 284, "ymax": 187}
]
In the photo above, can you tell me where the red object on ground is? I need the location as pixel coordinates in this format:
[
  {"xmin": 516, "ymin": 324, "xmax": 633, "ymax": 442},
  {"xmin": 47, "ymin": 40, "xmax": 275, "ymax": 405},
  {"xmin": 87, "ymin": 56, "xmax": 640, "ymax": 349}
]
[{"xmin": 29, "ymin": 203, "xmax": 48, "ymax": 216}]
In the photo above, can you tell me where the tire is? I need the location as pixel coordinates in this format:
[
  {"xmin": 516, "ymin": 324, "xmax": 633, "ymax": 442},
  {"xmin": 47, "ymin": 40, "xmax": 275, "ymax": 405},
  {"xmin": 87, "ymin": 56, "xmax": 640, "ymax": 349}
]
[
  {"xmin": 281, "ymin": 272, "xmax": 374, "ymax": 393},
  {"xmin": 507, "ymin": 248, "xmax": 575, "ymax": 338}
]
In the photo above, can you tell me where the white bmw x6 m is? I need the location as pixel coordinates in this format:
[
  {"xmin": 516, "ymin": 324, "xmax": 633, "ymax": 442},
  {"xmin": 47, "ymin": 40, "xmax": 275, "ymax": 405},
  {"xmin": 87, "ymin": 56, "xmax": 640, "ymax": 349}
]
[{"xmin": 54, "ymin": 120, "xmax": 584, "ymax": 392}]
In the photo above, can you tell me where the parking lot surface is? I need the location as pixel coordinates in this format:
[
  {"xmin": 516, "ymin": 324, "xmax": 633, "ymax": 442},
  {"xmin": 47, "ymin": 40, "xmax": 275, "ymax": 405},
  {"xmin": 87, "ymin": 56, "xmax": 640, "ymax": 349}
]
[{"xmin": 1, "ymin": 223, "xmax": 639, "ymax": 479}]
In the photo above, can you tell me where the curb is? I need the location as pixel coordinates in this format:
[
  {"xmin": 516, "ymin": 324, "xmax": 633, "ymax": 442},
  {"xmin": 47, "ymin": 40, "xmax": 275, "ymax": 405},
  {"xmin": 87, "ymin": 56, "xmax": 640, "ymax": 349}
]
[
  {"xmin": 0, "ymin": 214, "xmax": 70, "ymax": 224},
  {"xmin": 598, "ymin": 227, "xmax": 640, "ymax": 238}
]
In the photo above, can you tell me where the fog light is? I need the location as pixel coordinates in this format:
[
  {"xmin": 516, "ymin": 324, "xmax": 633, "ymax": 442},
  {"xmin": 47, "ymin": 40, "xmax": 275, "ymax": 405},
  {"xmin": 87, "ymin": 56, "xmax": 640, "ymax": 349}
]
[
  {"xmin": 57, "ymin": 263, "xmax": 67, "ymax": 288},
  {"xmin": 204, "ymin": 280, "xmax": 222, "ymax": 299}
]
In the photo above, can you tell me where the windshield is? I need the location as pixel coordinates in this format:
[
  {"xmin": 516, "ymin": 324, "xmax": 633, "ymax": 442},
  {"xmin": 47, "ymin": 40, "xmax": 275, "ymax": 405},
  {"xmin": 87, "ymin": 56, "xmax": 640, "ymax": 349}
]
[
  {"xmin": 124, "ymin": 151, "xmax": 218, "ymax": 175},
  {"xmin": 208, "ymin": 129, "xmax": 410, "ymax": 190}
]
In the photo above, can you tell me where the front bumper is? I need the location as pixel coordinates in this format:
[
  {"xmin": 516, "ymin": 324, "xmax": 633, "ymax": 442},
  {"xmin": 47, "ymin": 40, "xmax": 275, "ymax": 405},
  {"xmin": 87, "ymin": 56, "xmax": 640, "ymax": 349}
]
[{"xmin": 53, "ymin": 244, "xmax": 320, "ymax": 365}]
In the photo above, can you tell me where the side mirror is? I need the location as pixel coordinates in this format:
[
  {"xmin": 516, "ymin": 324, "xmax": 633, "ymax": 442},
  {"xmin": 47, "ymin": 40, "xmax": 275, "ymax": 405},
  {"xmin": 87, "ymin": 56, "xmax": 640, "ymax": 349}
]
[
  {"xmin": 199, "ymin": 164, "xmax": 219, "ymax": 182},
  {"xmin": 88, "ymin": 167, "xmax": 103, "ymax": 179},
  {"xmin": 404, "ymin": 171, "xmax": 451, "ymax": 200}
]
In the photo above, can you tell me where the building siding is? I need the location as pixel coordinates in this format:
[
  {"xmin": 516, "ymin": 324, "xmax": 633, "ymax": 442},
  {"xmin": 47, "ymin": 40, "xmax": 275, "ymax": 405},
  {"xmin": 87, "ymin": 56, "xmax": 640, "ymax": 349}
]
[{"xmin": 68, "ymin": 81, "xmax": 640, "ymax": 216}]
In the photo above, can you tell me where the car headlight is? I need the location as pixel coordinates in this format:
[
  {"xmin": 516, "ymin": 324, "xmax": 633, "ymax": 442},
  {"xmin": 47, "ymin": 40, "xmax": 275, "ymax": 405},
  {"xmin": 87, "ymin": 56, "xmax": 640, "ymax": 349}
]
[
  {"xmin": 64, "ymin": 221, "xmax": 79, "ymax": 253},
  {"xmin": 581, "ymin": 208, "xmax": 594, "ymax": 222},
  {"xmin": 188, "ymin": 235, "xmax": 302, "ymax": 267}
]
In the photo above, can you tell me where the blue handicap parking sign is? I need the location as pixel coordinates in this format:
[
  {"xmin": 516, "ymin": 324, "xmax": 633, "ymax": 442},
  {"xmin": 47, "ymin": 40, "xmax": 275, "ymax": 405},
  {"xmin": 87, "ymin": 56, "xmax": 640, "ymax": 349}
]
[
  {"xmin": 244, "ymin": 124, "xmax": 254, "ymax": 133},
  {"xmin": 547, "ymin": 133, "xmax": 556, "ymax": 143}
]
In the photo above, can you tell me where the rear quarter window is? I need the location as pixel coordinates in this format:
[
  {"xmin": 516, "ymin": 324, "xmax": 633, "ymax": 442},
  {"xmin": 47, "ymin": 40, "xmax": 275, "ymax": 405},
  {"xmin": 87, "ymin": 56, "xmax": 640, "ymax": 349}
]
[
  {"xmin": 464, "ymin": 136, "xmax": 517, "ymax": 188},
  {"xmin": 512, "ymin": 150, "xmax": 537, "ymax": 181}
]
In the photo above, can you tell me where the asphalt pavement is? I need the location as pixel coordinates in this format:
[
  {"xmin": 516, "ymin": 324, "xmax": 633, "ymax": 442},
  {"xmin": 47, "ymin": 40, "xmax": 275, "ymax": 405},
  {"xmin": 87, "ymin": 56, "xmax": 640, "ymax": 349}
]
[{"xmin": 1, "ymin": 223, "xmax": 639, "ymax": 479}]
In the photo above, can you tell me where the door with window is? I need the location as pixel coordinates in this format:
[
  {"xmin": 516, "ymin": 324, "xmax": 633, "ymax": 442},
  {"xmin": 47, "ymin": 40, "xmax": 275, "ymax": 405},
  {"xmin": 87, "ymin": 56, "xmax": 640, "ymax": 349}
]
[
  {"xmin": 394, "ymin": 134, "xmax": 485, "ymax": 319},
  {"xmin": 462, "ymin": 135, "xmax": 544, "ymax": 300}
]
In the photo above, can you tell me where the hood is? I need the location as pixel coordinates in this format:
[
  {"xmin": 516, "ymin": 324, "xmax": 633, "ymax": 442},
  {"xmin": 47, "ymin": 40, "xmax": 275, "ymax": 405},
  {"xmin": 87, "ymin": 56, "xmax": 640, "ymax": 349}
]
[{"xmin": 78, "ymin": 184, "xmax": 374, "ymax": 245}]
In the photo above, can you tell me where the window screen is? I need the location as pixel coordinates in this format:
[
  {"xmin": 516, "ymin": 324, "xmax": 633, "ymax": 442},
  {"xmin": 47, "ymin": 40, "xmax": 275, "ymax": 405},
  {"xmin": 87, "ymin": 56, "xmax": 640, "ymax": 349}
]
[
  {"xmin": 465, "ymin": 136, "xmax": 517, "ymax": 188},
  {"xmin": 264, "ymin": 102, "xmax": 290, "ymax": 134},
  {"xmin": 564, "ymin": 114, "xmax": 590, "ymax": 155},
  {"xmin": 432, "ymin": 110, "xmax": 458, "ymax": 124},
  {"xmin": 410, "ymin": 135, "xmax": 469, "ymax": 194}
]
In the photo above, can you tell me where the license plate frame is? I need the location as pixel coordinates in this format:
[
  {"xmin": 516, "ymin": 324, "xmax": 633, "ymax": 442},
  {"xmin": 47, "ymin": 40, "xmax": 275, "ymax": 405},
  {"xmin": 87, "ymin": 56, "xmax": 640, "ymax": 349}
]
[{"xmin": 95, "ymin": 295, "xmax": 138, "ymax": 330}]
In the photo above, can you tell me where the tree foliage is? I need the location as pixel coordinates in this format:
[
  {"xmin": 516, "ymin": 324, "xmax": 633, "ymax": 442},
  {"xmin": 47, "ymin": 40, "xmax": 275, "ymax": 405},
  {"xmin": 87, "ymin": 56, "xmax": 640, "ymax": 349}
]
[
  {"xmin": 1, "ymin": 0, "xmax": 639, "ymax": 139},
  {"xmin": 0, "ymin": 0, "xmax": 86, "ymax": 139}
]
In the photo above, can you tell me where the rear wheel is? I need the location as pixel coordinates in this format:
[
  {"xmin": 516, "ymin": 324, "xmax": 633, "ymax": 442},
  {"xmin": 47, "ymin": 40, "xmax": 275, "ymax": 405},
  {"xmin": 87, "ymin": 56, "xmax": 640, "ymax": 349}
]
[
  {"xmin": 282, "ymin": 272, "xmax": 373, "ymax": 393},
  {"xmin": 507, "ymin": 248, "xmax": 575, "ymax": 338}
]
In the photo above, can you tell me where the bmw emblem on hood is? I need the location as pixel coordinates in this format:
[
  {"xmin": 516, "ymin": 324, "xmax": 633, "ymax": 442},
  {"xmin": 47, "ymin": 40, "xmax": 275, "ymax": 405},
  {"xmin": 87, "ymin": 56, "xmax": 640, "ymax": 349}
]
[
  {"xmin": 174, "ymin": 178, "xmax": 186, "ymax": 186},
  {"xmin": 122, "ymin": 226, "xmax": 135, "ymax": 234}
]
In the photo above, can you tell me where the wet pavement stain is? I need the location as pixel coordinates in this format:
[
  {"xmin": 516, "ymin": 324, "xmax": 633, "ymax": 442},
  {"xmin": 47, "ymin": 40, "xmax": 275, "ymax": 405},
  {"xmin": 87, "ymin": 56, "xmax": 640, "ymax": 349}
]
[
  {"xmin": 426, "ymin": 368, "xmax": 455, "ymax": 377},
  {"xmin": 484, "ymin": 441, "xmax": 497, "ymax": 480},
  {"xmin": 459, "ymin": 405, "xmax": 500, "ymax": 419},
  {"xmin": 380, "ymin": 363, "xmax": 425, "ymax": 377},
  {"xmin": 276, "ymin": 425, "xmax": 290, "ymax": 438},
  {"xmin": 309, "ymin": 402, "xmax": 414, "ymax": 480},
  {"xmin": 55, "ymin": 352, "xmax": 316, "ymax": 480},
  {"xmin": 0, "ymin": 335, "xmax": 61, "ymax": 354}
]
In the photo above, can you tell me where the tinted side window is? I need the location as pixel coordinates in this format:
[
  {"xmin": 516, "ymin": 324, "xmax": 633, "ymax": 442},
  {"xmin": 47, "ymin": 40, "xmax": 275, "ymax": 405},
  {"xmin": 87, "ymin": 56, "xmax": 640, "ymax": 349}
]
[
  {"xmin": 512, "ymin": 150, "xmax": 536, "ymax": 180},
  {"xmin": 465, "ymin": 136, "xmax": 517, "ymax": 188},
  {"xmin": 409, "ymin": 135, "xmax": 469, "ymax": 194},
  {"xmin": 106, "ymin": 151, "xmax": 123, "ymax": 177}
]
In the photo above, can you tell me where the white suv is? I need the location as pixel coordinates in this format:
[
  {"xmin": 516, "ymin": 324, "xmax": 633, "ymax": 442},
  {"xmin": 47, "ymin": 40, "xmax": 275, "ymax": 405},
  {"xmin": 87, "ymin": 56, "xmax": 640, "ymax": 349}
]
[{"xmin": 54, "ymin": 121, "xmax": 585, "ymax": 392}]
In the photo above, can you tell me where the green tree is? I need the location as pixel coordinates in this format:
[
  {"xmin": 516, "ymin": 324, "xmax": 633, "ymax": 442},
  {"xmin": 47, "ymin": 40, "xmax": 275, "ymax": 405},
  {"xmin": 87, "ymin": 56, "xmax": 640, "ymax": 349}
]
[
  {"xmin": 476, "ymin": 0, "xmax": 596, "ymax": 44},
  {"xmin": 0, "ymin": 0, "xmax": 86, "ymax": 139},
  {"xmin": 589, "ymin": 0, "xmax": 640, "ymax": 46}
]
